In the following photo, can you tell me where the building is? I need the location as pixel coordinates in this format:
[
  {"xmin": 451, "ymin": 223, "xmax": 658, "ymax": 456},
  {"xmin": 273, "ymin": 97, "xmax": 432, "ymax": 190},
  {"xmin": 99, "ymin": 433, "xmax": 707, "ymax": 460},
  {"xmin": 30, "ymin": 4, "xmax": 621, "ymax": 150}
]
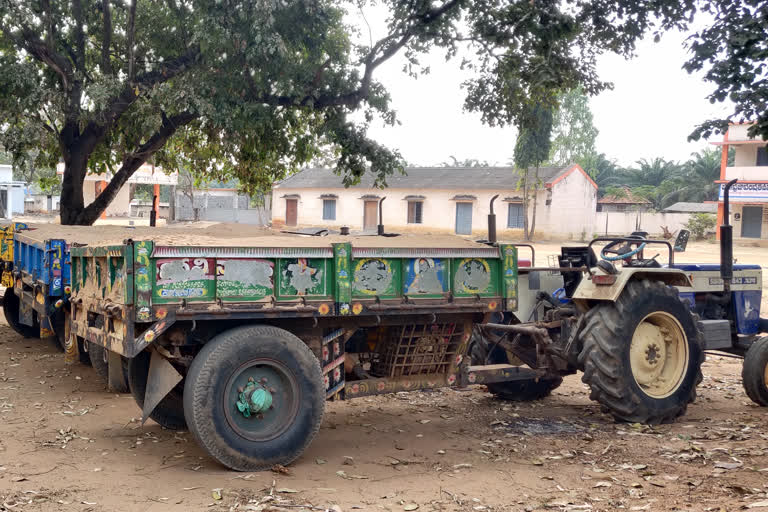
[
  {"xmin": 0, "ymin": 164, "xmax": 26, "ymax": 218},
  {"xmin": 663, "ymin": 202, "xmax": 717, "ymax": 214},
  {"xmin": 712, "ymin": 123, "xmax": 768, "ymax": 239},
  {"xmin": 596, "ymin": 187, "xmax": 653, "ymax": 212},
  {"xmin": 271, "ymin": 164, "xmax": 598, "ymax": 238}
]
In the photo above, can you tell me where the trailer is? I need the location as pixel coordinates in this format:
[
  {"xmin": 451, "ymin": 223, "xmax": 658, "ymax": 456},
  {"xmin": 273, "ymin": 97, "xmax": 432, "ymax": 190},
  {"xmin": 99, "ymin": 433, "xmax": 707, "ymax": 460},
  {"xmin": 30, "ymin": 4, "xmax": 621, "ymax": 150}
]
[{"xmin": 66, "ymin": 220, "xmax": 712, "ymax": 472}]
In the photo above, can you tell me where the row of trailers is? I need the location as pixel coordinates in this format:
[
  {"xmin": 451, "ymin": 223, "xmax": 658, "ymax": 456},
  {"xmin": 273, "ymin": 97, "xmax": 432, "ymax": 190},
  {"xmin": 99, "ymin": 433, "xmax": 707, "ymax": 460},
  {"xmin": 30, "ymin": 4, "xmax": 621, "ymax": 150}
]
[{"xmin": 1, "ymin": 218, "xmax": 766, "ymax": 472}]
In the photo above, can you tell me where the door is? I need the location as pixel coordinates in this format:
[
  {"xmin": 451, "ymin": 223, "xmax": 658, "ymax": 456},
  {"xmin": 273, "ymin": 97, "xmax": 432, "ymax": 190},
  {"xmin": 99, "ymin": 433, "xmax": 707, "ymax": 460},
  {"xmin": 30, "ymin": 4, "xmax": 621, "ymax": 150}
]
[
  {"xmin": 741, "ymin": 206, "xmax": 763, "ymax": 238},
  {"xmin": 363, "ymin": 200, "xmax": 378, "ymax": 230},
  {"xmin": 455, "ymin": 202, "xmax": 473, "ymax": 235},
  {"xmin": 285, "ymin": 199, "xmax": 298, "ymax": 226}
]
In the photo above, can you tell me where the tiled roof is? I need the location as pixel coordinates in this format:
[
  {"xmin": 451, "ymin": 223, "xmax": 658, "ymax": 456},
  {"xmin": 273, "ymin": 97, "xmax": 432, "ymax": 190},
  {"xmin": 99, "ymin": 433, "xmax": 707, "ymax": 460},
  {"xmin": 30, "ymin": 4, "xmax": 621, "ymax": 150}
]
[
  {"xmin": 663, "ymin": 202, "xmax": 717, "ymax": 213},
  {"xmin": 276, "ymin": 165, "xmax": 574, "ymax": 190},
  {"xmin": 597, "ymin": 187, "xmax": 652, "ymax": 205}
]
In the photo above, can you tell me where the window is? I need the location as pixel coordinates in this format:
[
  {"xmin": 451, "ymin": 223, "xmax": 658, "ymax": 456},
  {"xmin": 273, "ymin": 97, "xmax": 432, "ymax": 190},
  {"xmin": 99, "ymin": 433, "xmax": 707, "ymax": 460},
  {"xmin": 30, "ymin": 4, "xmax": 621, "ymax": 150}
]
[
  {"xmin": 407, "ymin": 201, "xmax": 423, "ymax": 224},
  {"xmin": 322, "ymin": 199, "xmax": 336, "ymax": 220},
  {"xmin": 757, "ymin": 146, "xmax": 768, "ymax": 166},
  {"xmin": 507, "ymin": 203, "xmax": 525, "ymax": 228}
]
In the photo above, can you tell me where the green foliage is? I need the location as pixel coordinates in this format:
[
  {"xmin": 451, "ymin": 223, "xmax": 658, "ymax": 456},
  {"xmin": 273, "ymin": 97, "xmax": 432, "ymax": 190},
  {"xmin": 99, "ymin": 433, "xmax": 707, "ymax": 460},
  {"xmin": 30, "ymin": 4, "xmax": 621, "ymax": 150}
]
[
  {"xmin": 577, "ymin": 152, "xmax": 621, "ymax": 196},
  {"xmin": 549, "ymin": 87, "xmax": 598, "ymax": 166},
  {"xmin": 685, "ymin": 213, "xmax": 716, "ymax": 240},
  {"xmin": 603, "ymin": 186, "xmax": 628, "ymax": 199},
  {"xmin": 685, "ymin": 2, "xmax": 768, "ymax": 141},
  {"xmin": 514, "ymin": 103, "xmax": 554, "ymax": 170},
  {"xmin": 36, "ymin": 172, "xmax": 61, "ymax": 195},
  {"xmin": 439, "ymin": 156, "xmax": 491, "ymax": 167},
  {"xmin": 0, "ymin": 0, "xmax": 700, "ymax": 223}
]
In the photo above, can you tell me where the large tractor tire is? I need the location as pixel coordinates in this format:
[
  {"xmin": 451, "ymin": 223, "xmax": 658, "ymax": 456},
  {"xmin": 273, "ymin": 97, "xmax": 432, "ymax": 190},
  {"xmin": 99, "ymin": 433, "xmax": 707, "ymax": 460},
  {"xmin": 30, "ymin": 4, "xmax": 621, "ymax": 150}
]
[
  {"xmin": 3, "ymin": 287, "xmax": 38, "ymax": 338},
  {"xmin": 128, "ymin": 349, "xmax": 187, "ymax": 430},
  {"xmin": 184, "ymin": 325, "xmax": 325, "ymax": 471},
  {"xmin": 742, "ymin": 336, "xmax": 768, "ymax": 406},
  {"xmin": 470, "ymin": 328, "xmax": 562, "ymax": 401},
  {"xmin": 578, "ymin": 280, "xmax": 703, "ymax": 424}
]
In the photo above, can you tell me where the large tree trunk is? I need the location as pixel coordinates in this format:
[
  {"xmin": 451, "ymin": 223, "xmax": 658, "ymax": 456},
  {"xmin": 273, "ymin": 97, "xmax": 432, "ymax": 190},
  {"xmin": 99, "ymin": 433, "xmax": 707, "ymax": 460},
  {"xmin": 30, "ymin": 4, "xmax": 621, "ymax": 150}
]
[{"xmin": 59, "ymin": 149, "xmax": 89, "ymax": 225}]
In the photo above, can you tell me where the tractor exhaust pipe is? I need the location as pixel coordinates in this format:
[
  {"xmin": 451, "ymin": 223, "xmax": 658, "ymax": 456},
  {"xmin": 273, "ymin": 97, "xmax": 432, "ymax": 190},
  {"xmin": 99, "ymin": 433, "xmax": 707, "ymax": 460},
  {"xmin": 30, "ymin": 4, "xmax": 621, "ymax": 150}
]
[
  {"xmin": 488, "ymin": 194, "xmax": 499, "ymax": 244},
  {"xmin": 377, "ymin": 197, "xmax": 386, "ymax": 236},
  {"xmin": 720, "ymin": 179, "xmax": 738, "ymax": 294}
]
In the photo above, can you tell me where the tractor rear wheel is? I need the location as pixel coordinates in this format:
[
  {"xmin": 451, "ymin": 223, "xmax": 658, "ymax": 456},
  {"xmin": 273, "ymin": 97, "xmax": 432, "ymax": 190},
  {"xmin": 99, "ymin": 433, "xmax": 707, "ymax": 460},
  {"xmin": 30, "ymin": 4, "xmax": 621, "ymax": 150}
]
[
  {"xmin": 184, "ymin": 325, "xmax": 324, "ymax": 471},
  {"xmin": 3, "ymin": 288, "xmax": 37, "ymax": 338},
  {"xmin": 742, "ymin": 336, "xmax": 768, "ymax": 406},
  {"xmin": 578, "ymin": 280, "xmax": 703, "ymax": 424},
  {"xmin": 470, "ymin": 328, "xmax": 562, "ymax": 401}
]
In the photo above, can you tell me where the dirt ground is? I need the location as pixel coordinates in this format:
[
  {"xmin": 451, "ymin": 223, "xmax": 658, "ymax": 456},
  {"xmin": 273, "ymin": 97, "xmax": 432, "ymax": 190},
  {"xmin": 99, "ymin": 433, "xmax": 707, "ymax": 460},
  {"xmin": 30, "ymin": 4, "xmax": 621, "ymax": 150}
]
[{"xmin": 0, "ymin": 240, "xmax": 765, "ymax": 512}]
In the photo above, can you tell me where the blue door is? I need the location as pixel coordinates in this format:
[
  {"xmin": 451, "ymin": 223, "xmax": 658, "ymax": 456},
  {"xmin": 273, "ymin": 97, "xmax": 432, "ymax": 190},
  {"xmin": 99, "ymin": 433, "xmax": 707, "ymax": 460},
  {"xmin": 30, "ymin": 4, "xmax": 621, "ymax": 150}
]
[
  {"xmin": 741, "ymin": 206, "xmax": 763, "ymax": 238},
  {"xmin": 455, "ymin": 202, "xmax": 473, "ymax": 235}
]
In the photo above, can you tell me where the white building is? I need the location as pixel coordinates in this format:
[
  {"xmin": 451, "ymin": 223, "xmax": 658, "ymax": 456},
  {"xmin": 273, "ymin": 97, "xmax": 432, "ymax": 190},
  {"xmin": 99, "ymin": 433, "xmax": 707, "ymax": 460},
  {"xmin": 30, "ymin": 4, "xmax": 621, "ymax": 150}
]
[
  {"xmin": 0, "ymin": 164, "xmax": 27, "ymax": 218},
  {"xmin": 271, "ymin": 165, "xmax": 598, "ymax": 238},
  {"xmin": 713, "ymin": 123, "xmax": 768, "ymax": 239}
]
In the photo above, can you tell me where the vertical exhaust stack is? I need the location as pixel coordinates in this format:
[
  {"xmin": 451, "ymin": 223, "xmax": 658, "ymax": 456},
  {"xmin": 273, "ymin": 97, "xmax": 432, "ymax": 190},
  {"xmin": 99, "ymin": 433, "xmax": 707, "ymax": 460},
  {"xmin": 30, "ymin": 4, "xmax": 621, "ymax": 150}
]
[
  {"xmin": 720, "ymin": 179, "xmax": 738, "ymax": 294},
  {"xmin": 377, "ymin": 197, "xmax": 386, "ymax": 236},
  {"xmin": 488, "ymin": 194, "xmax": 499, "ymax": 244}
]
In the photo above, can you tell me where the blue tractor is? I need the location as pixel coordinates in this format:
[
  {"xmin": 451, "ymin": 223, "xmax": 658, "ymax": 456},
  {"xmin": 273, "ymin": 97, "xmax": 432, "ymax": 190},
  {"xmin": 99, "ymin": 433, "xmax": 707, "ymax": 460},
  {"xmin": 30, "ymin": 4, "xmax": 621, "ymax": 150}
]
[{"xmin": 470, "ymin": 180, "xmax": 767, "ymax": 421}]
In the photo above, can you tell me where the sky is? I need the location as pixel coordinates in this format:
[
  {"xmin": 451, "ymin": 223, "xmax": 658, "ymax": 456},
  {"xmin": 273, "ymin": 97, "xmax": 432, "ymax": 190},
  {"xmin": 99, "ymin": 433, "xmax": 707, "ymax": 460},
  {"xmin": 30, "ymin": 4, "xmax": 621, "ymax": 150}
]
[{"xmin": 355, "ymin": 17, "xmax": 733, "ymax": 169}]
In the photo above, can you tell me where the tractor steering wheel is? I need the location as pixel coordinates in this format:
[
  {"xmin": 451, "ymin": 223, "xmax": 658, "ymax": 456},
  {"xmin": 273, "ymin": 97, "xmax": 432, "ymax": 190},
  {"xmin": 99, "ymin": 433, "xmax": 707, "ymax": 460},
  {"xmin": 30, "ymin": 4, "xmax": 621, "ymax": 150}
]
[{"xmin": 600, "ymin": 238, "xmax": 647, "ymax": 262}]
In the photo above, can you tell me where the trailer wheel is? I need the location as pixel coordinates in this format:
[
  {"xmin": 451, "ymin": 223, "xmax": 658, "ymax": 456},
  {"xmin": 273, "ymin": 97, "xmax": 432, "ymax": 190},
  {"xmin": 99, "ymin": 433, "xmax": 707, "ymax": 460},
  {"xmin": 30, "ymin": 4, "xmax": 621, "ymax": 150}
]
[
  {"xmin": 578, "ymin": 280, "xmax": 703, "ymax": 424},
  {"xmin": 469, "ymin": 330, "xmax": 562, "ymax": 400},
  {"xmin": 742, "ymin": 336, "xmax": 768, "ymax": 406},
  {"xmin": 184, "ymin": 325, "xmax": 324, "ymax": 471},
  {"xmin": 128, "ymin": 350, "xmax": 187, "ymax": 430},
  {"xmin": 3, "ymin": 288, "xmax": 37, "ymax": 338},
  {"xmin": 87, "ymin": 342, "xmax": 130, "ymax": 392}
]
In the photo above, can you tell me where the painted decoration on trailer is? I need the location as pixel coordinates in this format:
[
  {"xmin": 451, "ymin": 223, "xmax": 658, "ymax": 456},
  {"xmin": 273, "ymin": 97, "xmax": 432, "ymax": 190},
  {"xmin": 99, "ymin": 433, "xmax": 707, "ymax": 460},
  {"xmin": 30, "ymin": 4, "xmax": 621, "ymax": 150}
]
[
  {"xmin": 404, "ymin": 258, "xmax": 447, "ymax": 295},
  {"xmin": 217, "ymin": 259, "xmax": 274, "ymax": 299}
]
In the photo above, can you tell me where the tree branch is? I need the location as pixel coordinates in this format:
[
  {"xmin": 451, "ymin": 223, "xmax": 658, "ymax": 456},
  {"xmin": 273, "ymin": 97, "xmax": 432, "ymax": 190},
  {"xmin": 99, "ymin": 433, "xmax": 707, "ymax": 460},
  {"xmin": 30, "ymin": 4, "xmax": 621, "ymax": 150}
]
[
  {"xmin": 78, "ymin": 111, "xmax": 197, "ymax": 224},
  {"xmin": 71, "ymin": 0, "xmax": 86, "ymax": 74},
  {"xmin": 126, "ymin": 0, "xmax": 137, "ymax": 81},
  {"xmin": 101, "ymin": 0, "xmax": 113, "ymax": 74}
]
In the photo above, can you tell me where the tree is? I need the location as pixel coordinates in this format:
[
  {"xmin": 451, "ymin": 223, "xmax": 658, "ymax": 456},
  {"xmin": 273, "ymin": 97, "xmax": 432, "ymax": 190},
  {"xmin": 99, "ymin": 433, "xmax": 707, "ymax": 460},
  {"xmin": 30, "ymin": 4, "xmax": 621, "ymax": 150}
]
[
  {"xmin": 0, "ymin": 0, "xmax": 697, "ymax": 224},
  {"xmin": 621, "ymin": 158, "xmax": 685, "ymax": 189},
  {"xmin": 513, "ymin": 102, "xmax": 554, "ymax": 240},
  {"xmin": 661, "ymin": 147, "xmax": 734, "ymax": 206},
  {"xmin": 685, "ymin": 2, "xmax": 768, "ymax": 141},
  {"xmin": 576, "ymin": 152, "xmax": 622, "ymax": 197},
  {"xmin": 439, "ymin": 156, "xmax": 491, "ymax": 167},
  {"xmin": 548, "ymin": 87, "xmax": 599, "ymax": 166}
]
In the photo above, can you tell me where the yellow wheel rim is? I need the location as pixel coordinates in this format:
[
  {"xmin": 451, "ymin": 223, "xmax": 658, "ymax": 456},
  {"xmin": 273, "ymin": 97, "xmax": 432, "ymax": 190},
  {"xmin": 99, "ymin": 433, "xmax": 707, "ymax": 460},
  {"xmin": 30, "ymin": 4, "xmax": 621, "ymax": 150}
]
[{"xmin": 629, "ymin": 312, "xmax": 689, "ymax": 399}]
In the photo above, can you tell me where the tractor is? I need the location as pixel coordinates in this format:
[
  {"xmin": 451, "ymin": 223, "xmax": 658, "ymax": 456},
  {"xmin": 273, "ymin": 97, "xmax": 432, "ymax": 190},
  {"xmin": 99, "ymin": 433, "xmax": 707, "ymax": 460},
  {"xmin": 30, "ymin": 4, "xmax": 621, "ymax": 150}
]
[{"xmin": 470, "ymin": 179, "xmax": 767, "ymax": 422}]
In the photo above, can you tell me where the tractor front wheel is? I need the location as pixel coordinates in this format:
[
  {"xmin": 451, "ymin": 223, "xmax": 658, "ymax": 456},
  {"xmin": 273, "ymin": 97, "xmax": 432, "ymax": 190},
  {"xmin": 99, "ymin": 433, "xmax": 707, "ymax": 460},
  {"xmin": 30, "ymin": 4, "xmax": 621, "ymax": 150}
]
[
  {"xmin": 578, "ymin": 280, "xmax": 703, "ymax": 424},
  {"xmin": 742, "ymin": 336, "xmax": 768, "ymax": 406}
]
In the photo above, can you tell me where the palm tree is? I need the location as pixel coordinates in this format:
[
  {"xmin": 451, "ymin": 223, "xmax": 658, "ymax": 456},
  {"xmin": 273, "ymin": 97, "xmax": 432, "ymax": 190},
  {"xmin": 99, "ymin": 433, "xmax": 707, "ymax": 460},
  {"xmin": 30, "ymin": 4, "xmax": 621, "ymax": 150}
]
[
  {"xmin": 576, "ymin": 152, "xmax": 622, "ymax": 196},
  {"xmin": 621, "ymin": 157, "xmax": 685, "ymax": 188},
  {"xmin": 661, "ymin": 147, "xmax": 731, "ymax": 206}
]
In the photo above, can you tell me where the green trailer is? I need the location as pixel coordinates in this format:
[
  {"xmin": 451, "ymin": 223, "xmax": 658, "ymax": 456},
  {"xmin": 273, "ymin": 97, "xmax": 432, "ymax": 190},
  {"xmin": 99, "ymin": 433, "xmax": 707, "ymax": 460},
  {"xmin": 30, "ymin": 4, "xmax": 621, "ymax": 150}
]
[{"xmin": 68, "ymin": 230, "xmax": 520, "ymax": 470}]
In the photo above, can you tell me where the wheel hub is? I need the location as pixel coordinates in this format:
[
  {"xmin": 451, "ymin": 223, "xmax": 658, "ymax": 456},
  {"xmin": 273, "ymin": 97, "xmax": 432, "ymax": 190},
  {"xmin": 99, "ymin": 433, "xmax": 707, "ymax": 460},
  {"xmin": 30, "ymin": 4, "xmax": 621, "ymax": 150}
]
[
  {"xmin": 629, "ymin": 312, "xmax": 689, "ymax": 399},
  {"xmin": 236, "ymin": 377, "xmax": 274, "ymax": 418}
]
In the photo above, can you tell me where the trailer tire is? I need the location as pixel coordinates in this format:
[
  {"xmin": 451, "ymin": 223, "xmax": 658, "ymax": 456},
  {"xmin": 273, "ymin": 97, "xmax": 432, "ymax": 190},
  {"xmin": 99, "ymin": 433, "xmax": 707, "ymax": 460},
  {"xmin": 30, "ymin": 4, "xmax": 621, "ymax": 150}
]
[
  {"xmin": 578, "ymin": 280, "xmax": 703, "ymax": 424},
  {"xmin": 87, "ymin": 342, "xmax": 130, "ymax": 392},
  {"xmin": 742, "ymin": 336, "xmax": 768, "ymax": 406},
  {"xmin": 128, "ymin": 350, "xmax": 187, "ymax": 430},
  {"xmin": 184, "ymin": 325, "xmax": 324, "ymax": 471},
  {"xmin": 3, "ymin": 288, "xmax": 38, "ymax": 338},
  {"xmin": 469, "ymin": 330, "xmax": 562, "ymax": 400},
  {"xmin": 76, "ymin": 336, "xmax": 91, "ymax": 365}
]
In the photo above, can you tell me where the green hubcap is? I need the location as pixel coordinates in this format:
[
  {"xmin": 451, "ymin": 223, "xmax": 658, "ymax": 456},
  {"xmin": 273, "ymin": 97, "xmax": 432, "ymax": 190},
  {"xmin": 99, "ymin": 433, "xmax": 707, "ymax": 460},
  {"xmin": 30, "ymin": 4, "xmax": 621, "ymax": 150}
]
[
  {"xmin": 224, "ymin": 359, "xmax": 299, "ymax": 442},
  {"xmin": 236, "ymin": 378, "xmax": 274, "ymax": 417}
]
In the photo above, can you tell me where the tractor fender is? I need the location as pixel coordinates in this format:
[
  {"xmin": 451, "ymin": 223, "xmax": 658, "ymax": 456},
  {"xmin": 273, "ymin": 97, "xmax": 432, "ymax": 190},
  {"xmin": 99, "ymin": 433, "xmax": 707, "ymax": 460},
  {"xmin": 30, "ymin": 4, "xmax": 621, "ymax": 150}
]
[{"xmin": 571, "ymin": 267, "xmax": 692, "ymax": 309}]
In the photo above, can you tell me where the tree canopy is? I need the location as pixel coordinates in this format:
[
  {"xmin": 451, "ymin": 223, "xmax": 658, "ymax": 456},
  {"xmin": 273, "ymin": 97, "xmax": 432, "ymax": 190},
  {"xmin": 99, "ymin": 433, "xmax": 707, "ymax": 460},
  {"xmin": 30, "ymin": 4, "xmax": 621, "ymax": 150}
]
[
  {"xmin": 0, "ymin": 0, "xmax": 696, "ymax": 224},
  {"xmin": 548, "ymin": 87, "xmax": 598, "ymax": 166}
]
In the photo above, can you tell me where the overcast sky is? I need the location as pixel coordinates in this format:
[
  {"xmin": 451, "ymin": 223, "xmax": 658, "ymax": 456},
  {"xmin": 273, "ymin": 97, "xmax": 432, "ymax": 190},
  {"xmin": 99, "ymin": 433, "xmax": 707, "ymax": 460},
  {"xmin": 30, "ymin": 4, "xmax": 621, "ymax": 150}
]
[{"xmin": 357, "ymin": 20, "xmax": 733, "ymax": 169}]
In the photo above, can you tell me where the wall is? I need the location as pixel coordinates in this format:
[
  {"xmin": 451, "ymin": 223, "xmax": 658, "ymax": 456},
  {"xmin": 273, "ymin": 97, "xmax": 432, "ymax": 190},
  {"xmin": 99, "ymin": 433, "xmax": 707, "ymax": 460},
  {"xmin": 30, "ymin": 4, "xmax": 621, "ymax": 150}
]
[
  {"xmin": 175, "ymin": 191, "xmax": 270, "ymax": 225},
  {"xmin": 595, "ymin": 211, "xmax": 692, "ymax": 236},
  {"xmin": 82, "ymin": 180, "xmax": 131, "ymax": 216},
  {"xmin": 272, "ymin": 168, "xmax": 598, "ymax": 238},
  {"xmin": 730, "ymin": 204, "xmax": 768, "ymax": 239}
]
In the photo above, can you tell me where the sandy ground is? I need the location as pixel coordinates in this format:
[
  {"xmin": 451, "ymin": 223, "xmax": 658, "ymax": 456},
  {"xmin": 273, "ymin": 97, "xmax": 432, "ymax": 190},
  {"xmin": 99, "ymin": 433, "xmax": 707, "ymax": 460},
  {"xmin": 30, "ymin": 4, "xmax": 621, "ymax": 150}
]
[{"xmin": 0, "ymin": 239, "xmax": 765, "ymax": 512}]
